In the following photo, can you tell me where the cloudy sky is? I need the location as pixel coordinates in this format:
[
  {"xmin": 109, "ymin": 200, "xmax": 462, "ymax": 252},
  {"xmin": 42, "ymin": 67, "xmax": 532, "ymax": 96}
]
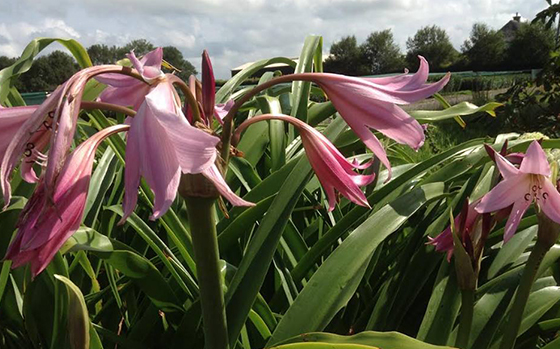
[{"xmin": 0, "ymin": 0, "xmax": 549, "ymax": 79}]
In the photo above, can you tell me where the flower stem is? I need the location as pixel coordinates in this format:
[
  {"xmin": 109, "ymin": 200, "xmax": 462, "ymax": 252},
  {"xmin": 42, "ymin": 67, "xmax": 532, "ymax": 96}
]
[
  {"xmin": 220, "ymin": 73, "xmax": 323, "ymax": 165},
  {"xmin": 185, "ymin": 196, "xmax": 229, "ymax": 349},
  {"xmin": 499, "ymin": 240, "xmax": 550, "ymax": 349},
  {"xmin": 456, "ymin": 289, "xmax": 474, "ymax": 349}
]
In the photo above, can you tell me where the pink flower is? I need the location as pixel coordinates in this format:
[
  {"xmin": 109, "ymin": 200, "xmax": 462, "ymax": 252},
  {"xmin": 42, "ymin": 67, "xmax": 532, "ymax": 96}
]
[
  {"xmin": 4, "ymin": 125, "xmax": 129, "ymax": 277},
  {"xmin": 99, "ymin": 48, "xmax": 254, "ymax": 219},
  {"xmin": 1, "ymin": 65, "xmax": 140, "ymax": 207},
  {"xmin": 96, "ymin": 48, "xmax": 164, "ymax": 110},
  {"xmin": 0, "ymin": 105, "xmax": 53, "ymax": 185},
  {"xmin": 235, "ymin": 114, "xmax": 374, "ymax": 211},
  {"xmin": 310, "ymin": 56, "xmax": 450, "ymax": 179},
  {"xmin": 476, "ymin": 141, "xmax": 560, "ymax": 242},
  {"xmin": 121, "ymin": 80, "xmax": 252, "ymax": 222}
]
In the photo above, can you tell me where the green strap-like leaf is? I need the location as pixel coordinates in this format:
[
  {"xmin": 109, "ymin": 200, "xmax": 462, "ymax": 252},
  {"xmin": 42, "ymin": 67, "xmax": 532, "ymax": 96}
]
[
  {"xmin": 215, "ymin": 57, "xmax": 296, "ymax": 103},
  {"xmin": 274, "ymin": 331, "xmax": 454, "ymax": 349},
  {"xmin": 409, "ymin": 101, "xmax": 502, "ymax": 123},
  {"xmin": 267, "ymin": 183, "xmax": 446, "ymax": 345},
  {"xmin": 291, "ymin": 35, "xmax": 323, "ymax": 122},
  {"xmin": 0, "ymin": 38, "xmax": 92, "ymax": 103},
  {"xmin": 54, "ymin": 275, "xmax": 90, "ymax": 349}
]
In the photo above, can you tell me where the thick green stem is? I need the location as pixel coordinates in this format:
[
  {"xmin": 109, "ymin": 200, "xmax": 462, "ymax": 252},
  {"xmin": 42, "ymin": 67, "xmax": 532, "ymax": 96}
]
[
  {"xmin": 499, "ymin": 240, "xmax": 550, "ymax": 349},
  {"xmin": 456, "ymin": 289, "xmax": 474, "ymax": 349},
  {"xmin": 185, "ymin": 197, "xmax": 229, "ymax": 349}
]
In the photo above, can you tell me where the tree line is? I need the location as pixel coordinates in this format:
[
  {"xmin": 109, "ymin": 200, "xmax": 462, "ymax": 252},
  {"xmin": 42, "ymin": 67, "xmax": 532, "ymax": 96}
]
[
  {"xmin": 325, "ymin": 20, "xmax": 555, "ymax": 76},
  {"xmin": 0, "ymin": 39, "xmax": 197, "ymax": 93}
]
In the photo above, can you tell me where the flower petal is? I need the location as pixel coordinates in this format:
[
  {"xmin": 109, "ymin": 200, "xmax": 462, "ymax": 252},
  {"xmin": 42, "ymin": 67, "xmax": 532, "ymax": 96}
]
[
  {"xmin": 476, "ymin": 174, "xmax": 531, "ymax": 213},
  {"xmin": 494, "ymin": 152, "xmax": 520, "ymax": 179},
  {"xmin": 202, "ymin": 164, "xmax": 255, "ymax": 207},
  {"xmin": 145, "ymin": 86, "xmax": 219, "ymax": 174},
  {"xmin": 137, "ymin": 101, "xmax": 182, "ymax": 220},
  {"xmin": 97, "ymin": 81, "xmax": 151, "ymax": 111},
  {"xmin": 127, "ymin": 48, "xmax": 164, "ymax": 82},
  {"xmin": 366, "ymin": 56, "xmax": 428, "ymax": 90},
  {"xmin": 540, "ymin": 179, "xmax": 560, "ymax": 225},
  {"xmin": 6, "ymin": 125, "xmax": 128, "ymax": 276},
  {"xmin": 503, "ymin": 198, "xmax": 531, "ymax": 242},
  {"xmin": 519, "ymin": 141, "xmax": 550, "ymax": 176}
]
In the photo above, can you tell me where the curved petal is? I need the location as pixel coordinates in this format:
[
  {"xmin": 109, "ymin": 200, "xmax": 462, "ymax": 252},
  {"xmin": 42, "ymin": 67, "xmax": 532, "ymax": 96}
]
[
  {"xmin": 138, "ymin": 102, "xmax": 181, "ymax": 220},
  {"xmin": 503, "ymin": 198, "xmax": 531, "ymax": 242},
  {"xmin": 365, "ymin": 56, "xmax": 428, "ymax": 90},
  {"xmin": 145, "ymin": 87, "xmax": 219, "ymax": 174},
  {"xmin": 202, "ymin": 164, "xmax": 254, "ymax": 207},
  {"xmin": 95, "ymin": 73, "xmax": 139, "ymax": 87},
  {"xmin": 316, "ymin": 70, "xmax": 449, "ymax": 105},
  {"xmin": 214, "ymin": 99, "xmax": 235, "ymax": 125},
  {"xmin": 127, "ymin": 48, "xmax": 164, "ymax": 82},
  {"xmin": 494, "ymin": 152, "xmax": 520, "ymax": 179},
  {"xmin": 540, "ymin": 179, "xmax": 560, "ymax": 224},
  {"xmin": 476, "ymin": 174, "xmax": 531, "ymax": 213},
  {"xmin": 97, "ymin": 81, "xmax": 151, "ymax": 111},
  {"xmin": 8, "ymin": 125, "xmax": 128, "ymax": 275},
  {"xmin": 520, "ymin": 141, "xmax": 550, "ymax": 176},
  {"xmin": 1, "ymin": 85, "xmax": 66, "ymax": 206},
  {"xmin": 120, "ymin": 116, "xmax": 142, "ymax": 224}
]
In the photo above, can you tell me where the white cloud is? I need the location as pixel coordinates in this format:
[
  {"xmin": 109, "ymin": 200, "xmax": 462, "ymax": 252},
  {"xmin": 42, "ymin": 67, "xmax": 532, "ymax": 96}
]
[{"xmin": 0, "ymin": 0, "xmax": 549, "ymax": 78}]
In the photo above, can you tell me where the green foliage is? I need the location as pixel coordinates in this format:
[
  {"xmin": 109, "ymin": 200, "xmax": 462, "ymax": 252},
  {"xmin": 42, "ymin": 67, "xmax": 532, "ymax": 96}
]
[
  {"xmin": 360, "ymin": 30, "xmax": 405, "ymax": 74},
  {"xmin": 2, "ymin": 35, "xmax": 560, "ymax": 349},
  {"xmin": 324, "ymin": 36, "xmax": 365, "ymax": 76},
  {"xmin": 406, "ymin": 25, "xmax": 458, "ymax": 71},
  {"xmin": 507, "ymin": 22, "xmax": 555, "ymax": 70},
  {"xmin": 462, "ymin": 23, "xmax": 506, "ymax": 71}
]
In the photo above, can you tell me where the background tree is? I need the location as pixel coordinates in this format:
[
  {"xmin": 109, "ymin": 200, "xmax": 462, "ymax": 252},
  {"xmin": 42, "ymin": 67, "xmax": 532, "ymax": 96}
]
[
  {"xmin": 162, "ymin": 46, "xmax": 197, "ymax": 80},
  {"xmin": 506, "ymin": 22, "xmax": 555, "ymax": 70},
  {"xmin": 406, "ymin": 25, "xmax": 458, "ymax": 71},
  {"xmin": 116, "ymin": 39, "xmax": 156, "ymax": 58},
  {"xmin": 359, "ymin": 29, "xmax": 405, "ymax": 74},
  {"xmin": 462, "ymin": 23, "xmax": 506, "ymax": 71},
  {"xmin": 324, "ymin": 36, "xmax": 366, "ymax": 76},
  {"xmin": 87, "ymin": 44, "xmax": 119, "ymax": 65},
  {"xmin": 17, "ymin": 51, "xmax": 79, "ymax": 92}
]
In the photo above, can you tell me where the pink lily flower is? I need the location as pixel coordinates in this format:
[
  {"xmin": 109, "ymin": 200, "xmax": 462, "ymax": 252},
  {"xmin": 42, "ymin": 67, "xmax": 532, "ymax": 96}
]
[
  {"xmin": 121, "ymin": 79, "xmax": 253, "ymax": 222},
  {"xmin": 1, "ymin": 64, "xmax": 143, "ymax": 207},
  {"xmin": 234, "ymin": 114, "xmax": 375, "ymax": 211},
  {"xmin": 4, "ymin": 124, "xmax": 129, "ymax": 277},
  {"xmin": 0, "ymin": 105, "xmax": 53, "ymax": 184},
  {"xmin": 1, "ymin": 84, "xmax": 68, "ymax": 205},
  {"xmin": 97, "ymin": 48, "xmax": 253, "ymax": 218},
  {"xmin": 310, "ymin": 56, "xmax": 450, "ymax": 179},
  {"xmin": 476, "ymin": 141, "xmax": 560, "ymax": 242},
  {"xmin": 96, "ymin": 48, "xmax": 164, "ymax": 110}
]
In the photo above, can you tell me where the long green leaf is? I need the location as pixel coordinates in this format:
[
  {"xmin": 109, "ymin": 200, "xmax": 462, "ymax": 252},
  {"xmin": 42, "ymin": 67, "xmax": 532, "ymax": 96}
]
[
  {"xmin": 275, "ymin": 331, "xmax": 453, "ymax": 349},
  {"xmin": 225, "ymin": 116, "xmax": 347, "ymax": 347},
  {"xmin": 0, "ymin": 38, "xmax": 92, "ymax": 102},
  {"xmin": 267, "ymin": 183, "xmax": 446, "ymax": 345}
]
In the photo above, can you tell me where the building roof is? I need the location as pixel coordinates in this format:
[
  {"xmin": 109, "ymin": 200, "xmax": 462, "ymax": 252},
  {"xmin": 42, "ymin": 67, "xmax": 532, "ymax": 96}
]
[{"xmin": 499, "ymin": 13, "xmax": 522, "ymax": 42}]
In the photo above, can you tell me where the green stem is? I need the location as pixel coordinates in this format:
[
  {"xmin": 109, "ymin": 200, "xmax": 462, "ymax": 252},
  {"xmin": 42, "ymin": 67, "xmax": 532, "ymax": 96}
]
[
  {"xmin": 499, "ymin": 240, "xmax": 550, "ymax": 349},
  {"xmin": 220, "ymin": 73, "xmax": 322, "ymax": 165},
  {"xmin": 185, "ymin": 197, "xmax": 229, "ymax": 349},
  {"xmin": 456, "ymin": 289, "xmax": 474, "ymax": 349}
]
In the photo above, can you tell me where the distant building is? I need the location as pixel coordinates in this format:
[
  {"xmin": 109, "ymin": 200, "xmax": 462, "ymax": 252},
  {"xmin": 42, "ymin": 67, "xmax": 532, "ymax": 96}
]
[
  {"xmin": 499, "ymin": 13, "xmax": 523, "ymax": 43},
  {"xmin": 230, "ymin": 54, "xmax": 330, "ymax": 78}
]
